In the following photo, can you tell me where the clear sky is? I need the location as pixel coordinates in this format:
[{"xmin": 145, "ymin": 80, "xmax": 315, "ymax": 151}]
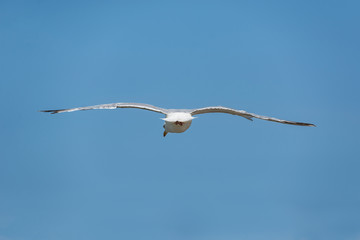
[{"xmin": 0, "ymin": 1, "xmax": 359, "ymax": 240}]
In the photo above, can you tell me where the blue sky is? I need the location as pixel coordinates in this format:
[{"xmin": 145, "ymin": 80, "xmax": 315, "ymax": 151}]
[{"xmin": 1, "ymin": 1, "xmax": 359, "ymax": 240}]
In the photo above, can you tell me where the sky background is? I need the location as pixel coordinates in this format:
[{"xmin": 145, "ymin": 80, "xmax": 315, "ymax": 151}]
[{"xmin": 1, "ymin": 1, "xmax": 360, "ymax": 240}]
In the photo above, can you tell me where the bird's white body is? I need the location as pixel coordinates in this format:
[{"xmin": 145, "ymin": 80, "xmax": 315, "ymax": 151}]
[{"xmin": 162, "ymin": 112, "xmax": 195, "ymax": 135}]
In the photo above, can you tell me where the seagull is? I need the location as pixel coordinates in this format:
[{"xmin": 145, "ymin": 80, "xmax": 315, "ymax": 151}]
[{"xmin": 41, "ymin": 102, "xmax": 315, "ymax": 136}]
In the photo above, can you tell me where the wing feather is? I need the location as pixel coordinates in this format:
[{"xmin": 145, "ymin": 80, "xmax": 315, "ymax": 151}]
[
  {"xmin": 40, "ymin": 103, "xmax": 168, "ymax": 115},
  {"xmin": 190, "ymin": 106, "xmax": 315, "ymax": 126}
]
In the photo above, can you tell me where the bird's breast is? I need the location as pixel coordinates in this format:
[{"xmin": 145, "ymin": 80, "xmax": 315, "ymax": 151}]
[{"xmin": 164, "ymin": 120, "xmax": 192, "ymax": 133}]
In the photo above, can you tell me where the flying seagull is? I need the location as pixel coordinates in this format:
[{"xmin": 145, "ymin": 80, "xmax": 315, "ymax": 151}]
[{"xmin": 41, "ymin": 102, "xmax": 315, "ymax": 136}]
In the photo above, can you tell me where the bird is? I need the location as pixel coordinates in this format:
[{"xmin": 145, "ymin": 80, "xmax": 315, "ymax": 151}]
[{"xmin": 40, "ymin": 102, "xmax": 315, "ymax": 136}]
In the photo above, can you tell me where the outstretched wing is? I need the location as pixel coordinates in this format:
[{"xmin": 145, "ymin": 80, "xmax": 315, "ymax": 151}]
[
  {"xmin": 190, "ymin": 106, "xmax": 315, "ymax": 126},
  {"xmin": 40, "ymin": 103, "xmax": 168, "ymax": 115}
]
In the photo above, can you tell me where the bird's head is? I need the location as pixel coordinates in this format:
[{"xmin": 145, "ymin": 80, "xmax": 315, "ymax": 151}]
[{"xmin": 161, "ymin": 112, "xmax": 195, "ymax": 137}]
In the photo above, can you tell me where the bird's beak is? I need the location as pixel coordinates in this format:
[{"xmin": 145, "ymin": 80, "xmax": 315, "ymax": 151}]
[{"xmin": 163, "ymin": 131, "xmax": 168, "ymax": 137}]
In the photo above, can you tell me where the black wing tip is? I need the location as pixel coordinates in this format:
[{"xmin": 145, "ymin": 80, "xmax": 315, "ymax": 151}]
[
  {"xmin": 39, "ymin": 109, "xmax": 64, "ymax": 114},
  {"xmin": 294, "ymin": 122, "xmax": 316, "ymax": 127},
  {"xmin": 279, "ymin": 120, "xmax": 316, "ymax": 127}
]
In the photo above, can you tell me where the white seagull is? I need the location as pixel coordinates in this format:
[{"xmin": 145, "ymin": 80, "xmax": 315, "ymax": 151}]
[{"xmin": 41, "ymin": 102, "xmax": 315, "ymax": 136}]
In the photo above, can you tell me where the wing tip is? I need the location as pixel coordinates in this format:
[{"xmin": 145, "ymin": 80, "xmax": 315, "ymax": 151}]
[
  {"xmin": 39, "ymin": 109, "xmax": 65, "ymax": 114},
  {"xmin": 294, "ymin": 122, "xmax": 316, "ymax": 127}
]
